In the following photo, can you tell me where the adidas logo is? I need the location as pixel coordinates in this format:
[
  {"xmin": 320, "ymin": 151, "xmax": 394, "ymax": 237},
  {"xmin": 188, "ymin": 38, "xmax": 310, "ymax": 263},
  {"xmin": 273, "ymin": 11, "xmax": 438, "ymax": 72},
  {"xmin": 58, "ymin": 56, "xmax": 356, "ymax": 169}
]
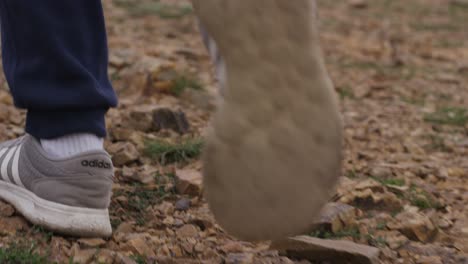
[{"xmin": 81, "ymin": 160, "xmax": 111, "ymax": 169}]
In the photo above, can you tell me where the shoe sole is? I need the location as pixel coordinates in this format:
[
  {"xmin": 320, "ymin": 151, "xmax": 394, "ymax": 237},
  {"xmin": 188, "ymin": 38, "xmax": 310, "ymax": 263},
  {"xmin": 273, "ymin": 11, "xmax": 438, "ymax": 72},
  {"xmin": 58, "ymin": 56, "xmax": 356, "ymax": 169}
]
[
  {"xmin": 0, "ymin": 180, "xmax": 112, "ymax": 237},
  {"xmin": 195, "ymin": 0, "xmax": 343, "ymax": 241}
]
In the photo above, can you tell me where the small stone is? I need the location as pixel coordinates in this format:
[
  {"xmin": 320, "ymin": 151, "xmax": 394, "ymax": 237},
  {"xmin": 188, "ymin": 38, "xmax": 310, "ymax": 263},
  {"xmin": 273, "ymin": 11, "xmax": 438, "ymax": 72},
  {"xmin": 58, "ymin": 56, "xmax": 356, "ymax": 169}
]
[
  {"xmin": 0, "ymin": 200, "xmax": 15, "ymax": 217},
  {"xmin": 416, "ymin": 256, "xmax": 443, "ymax": 264},
  {"xmin": 115, "ymin": 222, "xmax": 134, "ymax": 234},
  {"xmin": 121, "ymin": 166, "xmax": 136, "ymax": 181},
  {"xmin": 152, "ymin": 108, "xmax": 190, "ymax": 134},
  {"xmin": 460, "ymin": 227, "xmax": 468, "ymax": 237},
  {"xmin": 162, "ymin": 216, "xmax": 175, "ymax": 226},
  {"xmin": 395, "ymin": 212, "xmax": 438, "ymax": 243},
  {"xmin": 72, "ymin": 249, "xmax": 97, "ymax": 264},
  {"xmin": 382, "ymin": 231, "xmax": 409, "ymax": 250},
  {"xmin": 181, "ymin": 241, "xmax": 194, "ymax": 254},
  {"xmin": 171, "ymin": 245, "xmax": 184, "ymax": 258},
  {"xmin": 175, "ymin": 198, "xmax": 191, "ymax": 211},
  {"xmin": 111, "ymin": 127, "xmax": 134, "ymax": 141},
  {"xmin": 77, "ymin": 238, "xmax": 107, "ymax": 248},
  {"xmin": 369, "ymin": 167, "xmax": 392, "ymax": 179},
  {"xmin": 194, "ymin": 243, "xmax": 206, "ymax": 253},
  {"xmin": 0, "ymin": 91, "xmax": 13, "ymax": 105},
  {"xmin": 452, "ymin": 0, "xmax": 468, "ymax": 7},
  {"xmin": 109, "ymin": 49, "xmax": 136, "ymax": 69},
  {"xmin": 174, "ymin": 218, "xmax": 185, "ymax": 227},
  {"xmin": 354, "ymin": 179, "xmax": 385, "ymax": 193},
  {"xmin": 95, "ymin": 249, "xmax": 116, "ymax": 263},
  {"xmin": 437, "ymin": 216, "xmax": 453, "ymax": 229},
  {"xmin": 349, "ymin": 0, "xmax": 368, "ymax": 8},
  {"xmin": 386, "ymin": 185, "xmax": 409, "ymax": 196},
  {"xmin": 225, "ymin": 253, "xmax": 254, "ymax": 264},
  {"xmin": 108, "ymin": 142, "xmax": 139, "ymax": 166},
  {"xmin": 190, "ymin": 217, "xmax": 214, "ymax": 230},
  {"xmin": 271, "ymin": 236, "xmax": 380, "ymax": 264},
  {"xmin": 0, "ymin": 217, "xmax": 28, "ymax": 235},
  {"xmin": 135, "ymin": 165, "xmax": 158, "ymax": 185},
  {"xmin": 311, "ymin": 202, "xmax": 357, "ymax": 233},
  {"xmin": 219, "ymin": 241, "xmax": 246, "ymax": 253},
  {"xmin": 115, "ymin": 252, "xmax": 137, "ymax": 264},
  {"xmin": 127, "ymin": 237, "xmax": 156, "ymax": 258},
  {"xmin": 176, "ymin": 224, "xmax": 199, "ymax": 238},
  {"xmin": 436, "ymin": 73, "xmax": 459, "ymax": 84},
  {"xmin": 175, "ymin": 169, "xmax": 203, "ymax": 196},
  {"xmin": 49, "ymin": 237, "xmax": 71, "ymax": 263},
  {"xmin": 347, "ymin": 189, "xmax": 403, "ymax": 212},
  {"xmin": 154, "ymin": 201, "xmax": 175, "ymax": 215},
  {"xmin": 120, "ymin": 166, "xmax": 155, "ymax": 185},
  {"xmin": 127, "ymin": 105, "xmax": 156, "ymax": 132}
]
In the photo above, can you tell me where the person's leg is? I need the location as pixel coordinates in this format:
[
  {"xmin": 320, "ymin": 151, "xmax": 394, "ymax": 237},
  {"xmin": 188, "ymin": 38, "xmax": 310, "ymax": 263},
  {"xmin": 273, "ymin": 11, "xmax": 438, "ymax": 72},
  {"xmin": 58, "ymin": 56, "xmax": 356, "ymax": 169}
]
[
  {"xmin": 0, "ymin": 0, "xmax": 115, "ymax": 237},
  {"xmin": 195, "ymin": 0, "xmax": 342, "ymax": 241},
  {"xmin": 0, "ymin": 0, "xmax": 117, "ymax": 140}
]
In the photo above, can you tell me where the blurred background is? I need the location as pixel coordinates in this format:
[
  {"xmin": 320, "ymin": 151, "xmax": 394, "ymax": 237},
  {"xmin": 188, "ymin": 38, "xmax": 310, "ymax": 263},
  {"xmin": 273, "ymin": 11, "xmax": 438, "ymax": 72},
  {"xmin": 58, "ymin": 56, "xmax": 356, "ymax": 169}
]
[{"xmin": 0, "ymin": 0, "xmax": 467, "ymax": 263}]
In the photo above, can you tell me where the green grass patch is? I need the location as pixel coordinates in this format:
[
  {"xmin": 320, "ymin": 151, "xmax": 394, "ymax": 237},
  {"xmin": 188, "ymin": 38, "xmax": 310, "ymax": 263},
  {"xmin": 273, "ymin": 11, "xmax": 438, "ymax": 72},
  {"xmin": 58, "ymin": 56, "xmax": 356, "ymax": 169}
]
[
  {"xmin": 127, "ymin": 183, "xmax": 174, "ymax": 226},
  {"xmin": 145, "ymin": 138, "xmax": 204, "ymax": 165},
  {"xmin": 110, "ymin": 175, "xmax": 175, "ymax": 227},
  {"xmin": 170, "ymin": 74, "xmax": 203, "ymax": 97},
  {"xmin": 31, "ymin": 225, "xmax": 53, "ymax": 243},
  {"xmin": 408, "ymin": 186, "xmax": 443, "ymax": 210},
  {"xmin": 131, "ymin": 254, "xmax": 147, "ymax": 264},
  {"xmin": 0, "ymin": 242, "xmax": 48, "ymax": 264},
  {"xmin": 310, "ymin": 227, "xmax": 361, "ymax": 240},
  {"xmin": 127, "ymin": 184, "xmax": 173, "ymax": 212},
  {"xmin": 376, "ymin": 221, "xmax": 387, "ymax": 230},
  {"xmin": 345, "ymin": 169, "xmax": 359, "ymax": 179},
  {"xmin": 411, "ymin": 22, "xmax": 461, "ymax": 32},
  {"xmin": 366, "ymin": 234, "xmax": 387, "ymax": 248},
  {"xmin": 337, "ymin": 86, "xmax": 355, "ymax": 100},
  {"xmin": 339, "ymin": 61, "xmax": 415, "ymax": 80},
  {"xmin": 424, "ymin": 107, "xmax": 468, "ymax": 126},
  {"xmin": 370, "ymin": 176, "xmax": 405, "ymax": 187},
  {"xmin": 411, "ymin": 196, "xmax": 433, "ymax": 210},
  {"xmin": 401, "ymin": 96, "xmax": 425, "ymax": 106}
]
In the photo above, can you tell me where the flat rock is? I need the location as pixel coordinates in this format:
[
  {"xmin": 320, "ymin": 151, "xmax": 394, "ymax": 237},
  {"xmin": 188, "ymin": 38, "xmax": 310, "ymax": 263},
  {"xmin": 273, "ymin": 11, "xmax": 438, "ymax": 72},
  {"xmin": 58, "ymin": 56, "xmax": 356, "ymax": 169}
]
[
  {"xmin": 0, "ymin": 200, "xmax": 15, "ymax": 217},
  {"xmin": 311, "ymin": 202, "xmax": 357, "ymax": 233},
  {"xmin": 343, "ymin": 188, "xmax": 403, "ymax": 212},
  {"xmin": 95, "ymin": 249, "xmax": 116, "ymax": 263},
  {"xmin": 0, "ymin": 217, "xmax": 28, "ymax": 235},
  {"xmin": 176, "ymin": 224, "xmax": 199, "ymax": 238},
  {"xmin": 417, "ymin": 255, "xmax": 443, "ymax": 264},
  {"xmin": 127, "ymin": 105, "xmax": 156, "ymax": 132},
  {"xmin": 175, "ymin": 198, "xmax": 191, "ymax": 211},
  {"xmin": 127, "ymin": 237, "xmax": 156, "ymax": 258},
  {"xmin": 271, "ymin": 236, "xmax": 380, "ymax": 264},
  {"xmin": 175, "ymin": 169, "xmax": 203, "ymax": 196},
  {"xmin": 72, "ymin": 249, "xmax": 97, "ymax": 264},
  {"xmin": 394, "ymin": 212, "xmax": 438, "ymax": 243},
  {"xmin": 77, "ymin": 238, "xmax": 107, "ymax": 248},
  {"xmin": 152, "ymin": 108, "xmax": 190, "ymax": 134},
  {"xmin": 115, "ymin": 252, "xmax": 138, "ymax": 264},
  {"xmin": 108, "ymin": 142, "xmax": 139, "ymax": 166},
  {"xmin": 349, "ymin": 0, "xmax": 368, "ymax": 8}
]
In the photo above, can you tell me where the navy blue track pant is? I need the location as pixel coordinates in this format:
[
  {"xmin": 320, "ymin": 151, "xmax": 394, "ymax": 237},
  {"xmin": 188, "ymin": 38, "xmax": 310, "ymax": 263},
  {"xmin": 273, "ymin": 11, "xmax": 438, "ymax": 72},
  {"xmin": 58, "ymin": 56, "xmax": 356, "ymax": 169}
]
[{"xmin": 0, "ymin": 0, "xmax": 117, "ymax": 139}]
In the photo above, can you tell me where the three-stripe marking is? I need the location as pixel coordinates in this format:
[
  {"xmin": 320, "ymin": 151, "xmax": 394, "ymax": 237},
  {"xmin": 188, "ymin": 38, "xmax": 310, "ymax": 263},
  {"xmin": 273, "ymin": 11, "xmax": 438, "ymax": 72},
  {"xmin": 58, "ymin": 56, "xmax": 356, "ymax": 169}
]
[{"xmin": 0, "ymin": 145, "xmax": 24, "ymax": 187}]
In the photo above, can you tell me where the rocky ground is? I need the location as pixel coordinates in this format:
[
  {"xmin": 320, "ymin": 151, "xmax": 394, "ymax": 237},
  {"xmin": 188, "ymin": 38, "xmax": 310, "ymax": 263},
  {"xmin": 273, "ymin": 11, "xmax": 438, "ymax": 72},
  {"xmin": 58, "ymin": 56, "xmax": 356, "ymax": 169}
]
[{"xmin": 0, "ymin": 0, "xmax": 467, "ymax": 263}]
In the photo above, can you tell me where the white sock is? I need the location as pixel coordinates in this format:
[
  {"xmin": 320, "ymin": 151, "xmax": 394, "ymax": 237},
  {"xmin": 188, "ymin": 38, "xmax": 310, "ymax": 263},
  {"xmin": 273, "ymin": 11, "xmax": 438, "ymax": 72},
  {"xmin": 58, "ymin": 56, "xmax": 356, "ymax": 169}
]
[{"xmin": 41, "ymin": 133, "xmax": 104, "ymax": 158}]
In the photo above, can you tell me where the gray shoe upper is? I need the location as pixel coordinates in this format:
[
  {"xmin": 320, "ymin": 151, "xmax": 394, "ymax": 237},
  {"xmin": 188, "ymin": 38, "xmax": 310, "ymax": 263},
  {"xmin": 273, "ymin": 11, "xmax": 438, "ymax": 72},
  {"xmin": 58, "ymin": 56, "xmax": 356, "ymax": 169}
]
[{"xmin": 0, "ymin": 135, "xmax": 114, "ymax": 209}]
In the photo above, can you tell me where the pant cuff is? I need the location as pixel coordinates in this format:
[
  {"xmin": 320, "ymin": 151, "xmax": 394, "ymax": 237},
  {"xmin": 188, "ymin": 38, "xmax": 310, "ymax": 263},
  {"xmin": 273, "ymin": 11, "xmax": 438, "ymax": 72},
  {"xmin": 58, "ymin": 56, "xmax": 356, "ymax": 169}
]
[{"xmin": 26, "ymin": 109, "xmax": 108, "ymax": 139}]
